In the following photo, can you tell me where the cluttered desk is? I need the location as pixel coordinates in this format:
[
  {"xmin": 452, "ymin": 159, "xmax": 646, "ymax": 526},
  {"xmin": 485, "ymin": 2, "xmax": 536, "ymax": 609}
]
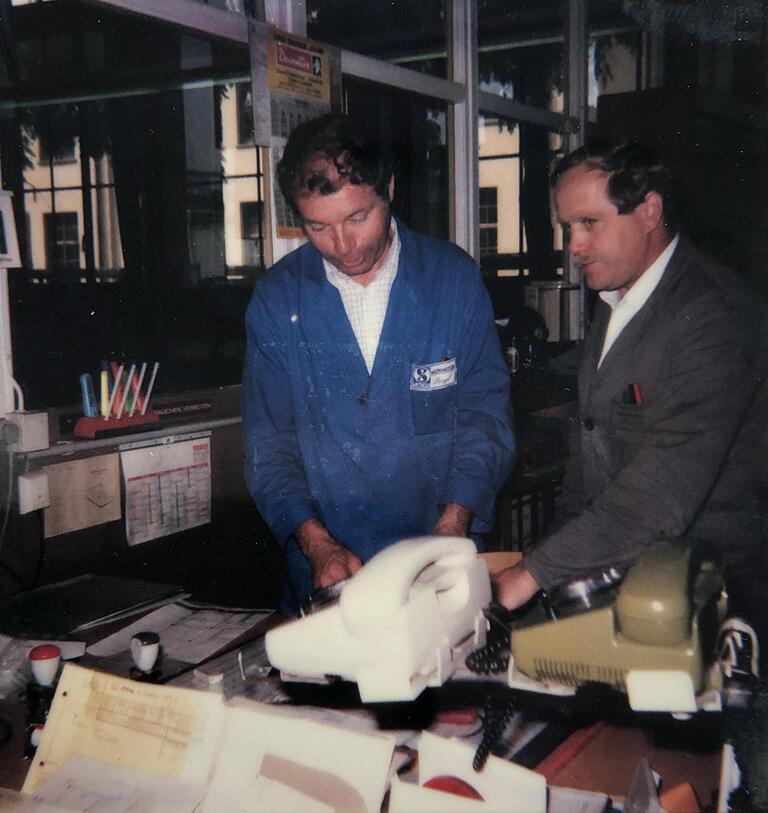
[{"xmin": 0, "ymin": 538, "xmax": 758, "ymax": 811}]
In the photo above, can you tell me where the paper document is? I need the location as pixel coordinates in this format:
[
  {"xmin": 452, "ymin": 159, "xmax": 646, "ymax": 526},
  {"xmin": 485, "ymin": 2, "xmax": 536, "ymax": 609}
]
[
  {"xmin": 167, "ymin": 626, "xmax": 278, "ymax": 698},
  {"xmin": 121, "ymin": 438, "xmax": 211, "ymax": 545},
  {"xmin": 242, "ymin": 775, "xmax": 333, "ymax": 813},
  {"xmin": 16, "ymin": 756, "xmax": 206, "ymax": 813},
  {"xmin": 201, "ymin": 699, "xmax": 396, "ymax": 813},
  {"xmin": 394, "ymin": 730, "xmax": 547, "ymax": 813},
  {"xmin": 43, "ymin": 454, "xmax": 121, "ymax": 538},
  {"xmin": 22, "ymin": 663, "xmax": 224, "ymax": 795},
  {"xmin": 87, "ymin": 603, "xmax": 273, "ymax": 663}
]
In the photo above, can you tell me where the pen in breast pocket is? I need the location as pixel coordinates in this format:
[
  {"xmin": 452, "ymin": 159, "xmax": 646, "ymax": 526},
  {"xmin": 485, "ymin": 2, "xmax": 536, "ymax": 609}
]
[{"xmin": 623, "ymin": 383, "xmax": 644, "ymax": 405}]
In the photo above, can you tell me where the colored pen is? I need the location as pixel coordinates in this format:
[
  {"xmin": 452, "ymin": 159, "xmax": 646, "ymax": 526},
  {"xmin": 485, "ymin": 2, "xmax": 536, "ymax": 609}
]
[
  {"xmin": 104, "ymin": 363, "xmax": 123, "ymax": 420},
  {"xmin": 141, "ymin": 362, "xmax": 159, "ymax": 416},
  {"xmin": 100, "ymin": 371, "xmax": 109, "ymax": 417},
  {"xmin": 79, "ymin": 373, "xmax": 98, "ymax": 418},
  {"xmin": 117, "ymin": 364, "xmax": 136, "ymax": 420},
  {"xmin": 101, "ymin": 360, "xmax": 114, "ymax": 392},
  {"xmin": 109, "ymin": 361, "xmax": 124, "ymax": 415},
  {"xmin": 129, "ymin": 362, "xmax": 147, "ymax": 417}
]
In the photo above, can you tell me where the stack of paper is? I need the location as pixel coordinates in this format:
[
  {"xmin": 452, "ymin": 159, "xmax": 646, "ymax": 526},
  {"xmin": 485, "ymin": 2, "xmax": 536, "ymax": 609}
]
[
  {"xmin": 16, "ymin": 664, "xmax": 664, "ymax": 813},
  {"xmin": 20, "ymin": 664, "xmax": 396, "ymax": 812},
  {"xmin": 86, "ymin": 603, "xmax": 274, "ymax": 664}
]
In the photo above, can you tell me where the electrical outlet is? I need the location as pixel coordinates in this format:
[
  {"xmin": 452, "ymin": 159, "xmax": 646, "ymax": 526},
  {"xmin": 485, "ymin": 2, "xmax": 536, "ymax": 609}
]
[
  {"xmin": 7, "ymin": 410, "xmax": 49, "ymax": 453},
  {"xmin": 18, "ymin": 471, "xmax": 50, "ymax": 514}
]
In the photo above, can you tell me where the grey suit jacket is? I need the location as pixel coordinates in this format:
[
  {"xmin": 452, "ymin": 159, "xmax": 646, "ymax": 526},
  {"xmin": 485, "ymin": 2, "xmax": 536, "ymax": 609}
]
[{"xmin": 526, "ymin": 238, "xmax": 768, "ymax": 591}]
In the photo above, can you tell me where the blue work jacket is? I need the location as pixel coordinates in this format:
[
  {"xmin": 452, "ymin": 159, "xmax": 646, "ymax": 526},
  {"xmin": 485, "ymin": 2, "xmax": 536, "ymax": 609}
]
[{"xmin": 242, "ymin": 220, "xmax": 515, "ymax": 613}]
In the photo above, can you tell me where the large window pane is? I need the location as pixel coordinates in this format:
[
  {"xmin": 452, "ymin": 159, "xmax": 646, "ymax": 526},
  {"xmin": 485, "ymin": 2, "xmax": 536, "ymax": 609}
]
[
  {"xmin": 588, "ymin": 0, "xmax": 768, "ymax": 295},
  {"xmin": 478, "ymin": 115, "xmax": 564, "ymax": 279},
  {"xmin": 478, "ymin": 0, "xmax": 565, "ymax": 112},
  {"xmin": 0, "ymin": 2, "xmax": 261, "ymax": 409},
  {"xmin": 588, "ymin": 1, "xmax": 645, "ymax": 120},
  {"xmin": 344, "ymin": 78, "xmax": 449, "ymax": 241},
  {"xmin": 307, "ymin": 0, "xmax": 447, "ymax": 79}
]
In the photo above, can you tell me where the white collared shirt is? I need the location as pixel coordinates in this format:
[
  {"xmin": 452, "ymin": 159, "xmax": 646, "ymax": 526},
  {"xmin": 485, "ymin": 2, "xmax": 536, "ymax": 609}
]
[
  {"xmin": 597, "ymin": 235, "xmax": 679, "ymax": 367},
  {"xmin": 324, "ymin": 220, "xmax": 400, "ymax": 374}
]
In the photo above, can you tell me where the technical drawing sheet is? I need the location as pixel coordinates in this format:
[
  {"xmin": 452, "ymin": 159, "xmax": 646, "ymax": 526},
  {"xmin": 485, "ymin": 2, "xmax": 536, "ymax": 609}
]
[
  {"xmin": 22, "ymin": 663, "xmax": 224, "ymax": 795},
  {"xmin": 120, "ymin": 437, "xmax": 211, "ymax": 546}
]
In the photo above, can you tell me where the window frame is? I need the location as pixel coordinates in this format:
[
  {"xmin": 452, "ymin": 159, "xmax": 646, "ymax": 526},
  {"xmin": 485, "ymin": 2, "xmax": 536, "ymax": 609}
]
[
  {"xmin": 0, "ymin": 0, "xmax": 589, "ymax": 414},
  {"xmin": 478, "ymin": 185, "xmax": 498, "ymax": 258},
  {"xmin": 88, "ymin": 0, "xmax": 583, "ymax": 259},
  {"xmin": 43, "ymin": 211, "xmax": 80, "ymax": 271}
]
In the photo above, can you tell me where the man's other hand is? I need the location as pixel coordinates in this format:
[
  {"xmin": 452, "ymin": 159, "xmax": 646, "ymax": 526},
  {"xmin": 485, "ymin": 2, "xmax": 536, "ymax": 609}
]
[
  {"xmin": 295, "ymin": 519, "xmax": 364, "ymax": 588},
  {"xmin": 432, "ymin": 503, "xmax": 472, "ymax": 537},
  {"xmin": 493, "ymin": 561, "xmax": 541, "ymax": 610}
]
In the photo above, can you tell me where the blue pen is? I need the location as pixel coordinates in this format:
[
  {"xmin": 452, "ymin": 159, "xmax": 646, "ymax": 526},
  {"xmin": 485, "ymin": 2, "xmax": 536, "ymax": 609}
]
[{"xmin": 79, "ymin": 373, "xmax": 98, "ymax": 418}]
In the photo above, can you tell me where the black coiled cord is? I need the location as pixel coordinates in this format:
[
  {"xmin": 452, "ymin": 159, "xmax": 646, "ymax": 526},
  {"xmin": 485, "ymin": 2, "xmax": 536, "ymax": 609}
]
[
  {"xmin": 473, "ymin": 693, "xmax": 517, "ymax": 771},
  {"xmin": 465, "ymin": 602, "xmax": 513, "ymax": 676}
]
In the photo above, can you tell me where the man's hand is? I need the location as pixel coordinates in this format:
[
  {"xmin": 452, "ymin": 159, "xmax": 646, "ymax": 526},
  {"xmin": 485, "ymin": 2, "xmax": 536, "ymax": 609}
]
[
  {"xmin": 493, "ymin": 561, "xmax": 541, "ymax": 610},
  {"xmin": 295, "ymin": 519, "xmax": 363, "ymax": 589},
  {"xmin": 432, "ymin": 503, "xmax": 472, "ymax": 537}
]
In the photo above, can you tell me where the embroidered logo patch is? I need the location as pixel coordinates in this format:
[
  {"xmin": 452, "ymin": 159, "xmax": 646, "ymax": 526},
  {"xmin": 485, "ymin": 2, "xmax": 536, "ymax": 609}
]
[{"xmin": 410, "ymin": 358, "xmax": 457, "ymax": 391}]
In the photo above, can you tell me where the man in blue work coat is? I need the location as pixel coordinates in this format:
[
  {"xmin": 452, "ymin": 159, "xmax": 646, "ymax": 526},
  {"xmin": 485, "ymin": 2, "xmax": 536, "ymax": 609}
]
[{"xmin": 242, "ymin": 114, "xmax": 516, "ymax": 615}]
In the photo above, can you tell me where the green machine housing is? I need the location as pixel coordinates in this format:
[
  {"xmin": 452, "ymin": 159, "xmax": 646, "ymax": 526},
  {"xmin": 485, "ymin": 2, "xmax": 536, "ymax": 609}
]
[{"xmin": 510, "ymin": 541, "xmax": 724, "ymax": 695}]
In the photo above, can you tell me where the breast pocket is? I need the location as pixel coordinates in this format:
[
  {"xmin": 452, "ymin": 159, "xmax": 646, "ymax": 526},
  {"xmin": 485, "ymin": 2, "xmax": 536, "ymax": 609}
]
[
  {"xmin": 411, "ymin": 386, "xmax": 457, "ymax": 435},
  {"xmin": 609, "ymin": 402, "xmax": 646, "ymax": 446},
  {"xmin": 410, "ymin": 359, "xmax": 458, "ymax": 435}
]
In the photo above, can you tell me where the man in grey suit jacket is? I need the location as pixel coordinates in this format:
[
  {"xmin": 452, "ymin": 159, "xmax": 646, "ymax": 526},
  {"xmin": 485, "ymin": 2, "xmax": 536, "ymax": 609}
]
[{"xmin": 495, "ymin": 143, "xmax": 767, "ymax": 647}]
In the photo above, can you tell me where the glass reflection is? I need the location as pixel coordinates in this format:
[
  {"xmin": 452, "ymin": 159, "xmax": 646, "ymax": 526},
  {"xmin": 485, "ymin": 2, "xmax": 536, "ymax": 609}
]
[
  {"xmin": 1, "ymin": 2, "xmax": 261, "ymax": 407},
  {"xmin": 345, "ymin": 77, "xmax": 449, "ymax": 241},
  {"xmin": 478, "ymin": 116, "xmax": 563, "ymax": 279},
  {"xmin": 307, "ymin": 0, "xmax": 447, "ymax": 78},
  {"xmin": 478, "ymin": 0, "xmax": 565, "ymax": 111}
]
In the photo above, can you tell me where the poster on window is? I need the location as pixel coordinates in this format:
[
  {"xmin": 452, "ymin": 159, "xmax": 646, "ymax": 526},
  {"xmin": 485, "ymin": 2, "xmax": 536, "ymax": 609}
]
[
  {"xmin": 268, "ymin": 30, "xmax": 331, "ymax": 104},
  {"xmin": 266, "ymin": 30, "xmax": 338, "ymax": 242}
]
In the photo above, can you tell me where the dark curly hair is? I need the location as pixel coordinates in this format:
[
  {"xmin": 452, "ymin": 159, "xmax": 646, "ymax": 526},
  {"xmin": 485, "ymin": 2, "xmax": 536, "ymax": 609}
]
[
  {"xmin": 277, "ymin": 114, "xmax": 393, "ymax": 213},
  {"xmin": 550, "ymin": 141, "xmax": 678, "ymax": 233}
]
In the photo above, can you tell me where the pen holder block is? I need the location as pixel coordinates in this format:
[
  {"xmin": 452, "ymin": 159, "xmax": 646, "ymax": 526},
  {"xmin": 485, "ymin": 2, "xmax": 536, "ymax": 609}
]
[{"xmin": 74, "ymin": 411, "xmax": 160, "ymax": 439}]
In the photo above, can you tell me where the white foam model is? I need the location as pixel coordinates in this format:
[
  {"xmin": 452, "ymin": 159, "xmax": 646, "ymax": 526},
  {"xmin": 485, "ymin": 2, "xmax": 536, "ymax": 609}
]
[{"xmin": 265, "ymin": 536, "xmax": 491, "ymax": 702}]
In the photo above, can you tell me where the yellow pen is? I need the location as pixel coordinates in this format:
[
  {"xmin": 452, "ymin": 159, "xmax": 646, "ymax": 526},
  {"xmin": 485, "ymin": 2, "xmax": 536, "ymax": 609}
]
[{"xmin": 100, "ymin": 370, "xmax": 109, "ymax": 418}]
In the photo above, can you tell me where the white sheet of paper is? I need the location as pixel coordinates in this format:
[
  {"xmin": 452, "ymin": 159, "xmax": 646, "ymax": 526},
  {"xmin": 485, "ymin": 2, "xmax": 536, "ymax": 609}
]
[
  {"xmin": 414, "ymin": 730, "xmax": 546, "ymax": 813},
  {"xmin": 120, "ymin": 438, "xmax": 211, "ymax": 546},
  {"xmin": 201, "ymin": 699, "xmax": 395, "ymax": 813},
  {"xmin": 241, "ymin": 698, "xmax": 415, "ymax": 745},
  {"xmin": 43, "ymin": 454, "xmax": 121, "ymax": 538},
  {"xmin": 16, "ymin": 756, "xmax": 206, "ymax": 813},
  {"xmin": 86, "ymin": 603, "xmax": 272, "ymax": 662}
]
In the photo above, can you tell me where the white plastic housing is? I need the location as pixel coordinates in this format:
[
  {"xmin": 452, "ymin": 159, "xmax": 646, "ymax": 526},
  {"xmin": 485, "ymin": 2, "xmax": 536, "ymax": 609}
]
[{"xmin": 265, "ymin": 536, "xmax": 491, "ymax": 702}]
